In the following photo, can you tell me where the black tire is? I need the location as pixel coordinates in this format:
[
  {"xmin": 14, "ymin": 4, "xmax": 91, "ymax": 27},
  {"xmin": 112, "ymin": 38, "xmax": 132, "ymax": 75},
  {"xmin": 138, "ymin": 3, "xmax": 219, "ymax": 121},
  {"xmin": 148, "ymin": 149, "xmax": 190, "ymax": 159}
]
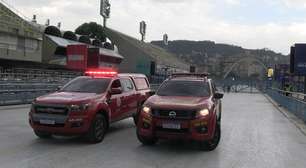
[
  {"xmin": 34, "ymin": 130, "xmax": 52, "ymax": 139},
  {"xmin": 85, "ymin": 114, "xmax": 107, "ymax": 143},
  {"xmin": 198, "ymin": 121, "xmax": 221, "ymax": 151},
  {"xmin": 133, "ymin": 112, "xmax": 140, "ymax": 125},
  {"xmin": 136, "ymin": 128, "xmax": 157, "ymax": 145}
]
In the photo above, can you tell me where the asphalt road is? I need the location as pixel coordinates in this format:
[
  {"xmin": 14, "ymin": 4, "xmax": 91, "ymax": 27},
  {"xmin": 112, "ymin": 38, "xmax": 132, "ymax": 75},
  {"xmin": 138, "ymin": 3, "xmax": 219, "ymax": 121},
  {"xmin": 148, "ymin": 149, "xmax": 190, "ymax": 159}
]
[{"xmin": 0, "ymin": 93, "xmax": 305, "ymax": 168}]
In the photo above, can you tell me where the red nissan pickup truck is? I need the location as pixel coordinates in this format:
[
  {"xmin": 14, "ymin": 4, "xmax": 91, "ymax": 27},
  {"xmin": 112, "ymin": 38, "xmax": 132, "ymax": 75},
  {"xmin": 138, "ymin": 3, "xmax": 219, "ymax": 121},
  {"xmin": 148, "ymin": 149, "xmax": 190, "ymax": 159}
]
[
  {"xmin": 137, "ymin": 73, "xmax": 223, "ymax": 150},
  {"xmin": 29, "ymin": 70, "xmax": 152, "ymax": 143}
]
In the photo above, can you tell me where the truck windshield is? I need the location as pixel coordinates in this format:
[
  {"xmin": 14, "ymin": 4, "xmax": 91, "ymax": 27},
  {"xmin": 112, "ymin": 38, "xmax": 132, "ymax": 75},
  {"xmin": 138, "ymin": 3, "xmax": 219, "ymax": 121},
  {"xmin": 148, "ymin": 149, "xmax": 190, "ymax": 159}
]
[
  {"xmin": 60, "ymin": 77, "xmax": 111, "ymax": 94},
  {"xmin": 157, "ymin": 80, "xmax": 210, "ymax": 97}
]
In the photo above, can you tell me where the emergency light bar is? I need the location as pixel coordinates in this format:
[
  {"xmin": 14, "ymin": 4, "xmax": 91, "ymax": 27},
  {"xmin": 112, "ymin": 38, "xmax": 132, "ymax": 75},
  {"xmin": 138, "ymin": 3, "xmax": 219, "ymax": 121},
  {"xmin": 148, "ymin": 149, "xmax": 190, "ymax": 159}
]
[
  {"xmin": 170, "ymin": 73, "xmax": 209, "ymax": 78},
  {"xmin": 85, "ymin": 69, "xmax": 118, "ymax": 77}
]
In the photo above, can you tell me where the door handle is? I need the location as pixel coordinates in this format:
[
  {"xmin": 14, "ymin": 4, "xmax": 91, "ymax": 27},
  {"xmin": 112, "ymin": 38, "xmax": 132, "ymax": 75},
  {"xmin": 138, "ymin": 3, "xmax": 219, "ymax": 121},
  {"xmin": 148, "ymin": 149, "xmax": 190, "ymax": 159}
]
[{"xmin": 106, "ymin": 99, "xmax": 112, "ymax": 104}]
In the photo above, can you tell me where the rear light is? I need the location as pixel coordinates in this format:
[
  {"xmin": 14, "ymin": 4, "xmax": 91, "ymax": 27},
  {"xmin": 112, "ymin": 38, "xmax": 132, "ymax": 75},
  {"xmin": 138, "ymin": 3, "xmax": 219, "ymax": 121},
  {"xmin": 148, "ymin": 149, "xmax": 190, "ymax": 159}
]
[{"xmin": 85, "ymin": 69, "xmax": 118, "ymax": 77}]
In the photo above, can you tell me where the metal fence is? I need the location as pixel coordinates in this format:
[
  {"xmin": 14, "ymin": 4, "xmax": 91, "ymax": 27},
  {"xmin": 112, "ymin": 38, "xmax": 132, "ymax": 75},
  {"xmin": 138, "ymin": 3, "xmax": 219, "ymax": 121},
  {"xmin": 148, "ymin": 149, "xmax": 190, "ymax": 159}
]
[
  {"xmin": 267, "ymin": 88, "xmax": 306, "ymax": 123},
  {"xmin": 0, "ymin": 83, "xmax": 62, "ymax": 105},
  {"xmin": 0, "ymin": 68, "xmax": 81, "ymax": 106}
]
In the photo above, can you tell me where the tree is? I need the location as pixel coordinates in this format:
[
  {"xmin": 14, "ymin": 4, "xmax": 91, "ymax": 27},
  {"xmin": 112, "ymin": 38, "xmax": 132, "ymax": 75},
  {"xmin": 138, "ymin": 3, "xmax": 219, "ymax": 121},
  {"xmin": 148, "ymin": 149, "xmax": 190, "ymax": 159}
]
[
  {"xmin": 75, "ymin": 22, "xmax": 106, "ymax": 42},
  {"xmin": 45, "ymin": 26, "xmax": 62, "ymax": 37}
]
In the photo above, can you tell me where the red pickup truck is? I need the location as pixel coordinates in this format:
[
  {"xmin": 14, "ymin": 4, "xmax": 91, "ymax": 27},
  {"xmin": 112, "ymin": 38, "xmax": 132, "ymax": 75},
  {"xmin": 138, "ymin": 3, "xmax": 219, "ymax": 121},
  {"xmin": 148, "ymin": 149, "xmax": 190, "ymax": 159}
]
[
  {"xmin": 29, "ymin": 70, "xmax": 152, "ymax": 143},
  {"xmin": 137, "ymin": 73, "xmax": 223, "ymax": 150}
]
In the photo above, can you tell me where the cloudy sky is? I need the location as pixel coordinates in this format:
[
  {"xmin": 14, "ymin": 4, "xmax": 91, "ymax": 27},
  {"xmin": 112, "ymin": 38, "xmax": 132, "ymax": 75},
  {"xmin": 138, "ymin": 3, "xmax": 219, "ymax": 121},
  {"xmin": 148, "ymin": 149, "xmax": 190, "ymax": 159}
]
[{"xmin": 4, "ymin": 0, "xmax": 306, "ymax": 54}]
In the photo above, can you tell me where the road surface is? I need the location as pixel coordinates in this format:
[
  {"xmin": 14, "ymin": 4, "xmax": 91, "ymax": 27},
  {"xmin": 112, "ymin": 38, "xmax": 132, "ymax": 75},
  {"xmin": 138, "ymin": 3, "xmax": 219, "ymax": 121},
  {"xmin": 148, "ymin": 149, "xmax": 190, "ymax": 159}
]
[{"xmin": 0, "ymin": 93, "xmax": 305, "ymax": 168}]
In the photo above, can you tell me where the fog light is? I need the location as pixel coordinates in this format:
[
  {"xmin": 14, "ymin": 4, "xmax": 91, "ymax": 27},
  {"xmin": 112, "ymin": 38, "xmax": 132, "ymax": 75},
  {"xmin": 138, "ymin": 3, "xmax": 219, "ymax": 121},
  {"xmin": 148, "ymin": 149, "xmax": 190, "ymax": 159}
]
[
  {"xmin": 142, "ymin": 122, "xmax": 150, "ymax": 129},
  {"xmin": 196, "ymin": 126, "xmax": 208, "ymax": 134}
]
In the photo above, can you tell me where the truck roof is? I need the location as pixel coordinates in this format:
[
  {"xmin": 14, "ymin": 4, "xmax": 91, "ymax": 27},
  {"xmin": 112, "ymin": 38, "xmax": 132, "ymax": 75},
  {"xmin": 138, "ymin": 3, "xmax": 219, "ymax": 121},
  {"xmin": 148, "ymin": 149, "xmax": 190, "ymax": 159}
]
[
  {"xmin": 169, "ymin": 73, "xmax": 210, "ymax": 82},
  {"xmin": 118, "ymin": 73, "xmax": 147, "ymax": 78}
]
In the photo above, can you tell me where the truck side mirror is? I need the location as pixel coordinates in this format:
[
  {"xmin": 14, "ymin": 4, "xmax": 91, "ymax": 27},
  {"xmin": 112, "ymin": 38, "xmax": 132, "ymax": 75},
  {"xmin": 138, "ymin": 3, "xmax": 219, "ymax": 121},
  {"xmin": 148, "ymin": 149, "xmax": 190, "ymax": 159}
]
[
  {"xmin": 110, "ymin": 88, "xmax": 122, "ymax": 95},
  {"xmin": 56, "ymin": 86, "xmax": 62, "ymax": 91},
  {"xmin": 213, "ymin": 93, "xmax": 224, "ymax": 99},
  {"xmin": 149, "ymin": 91, "xmax": 155, "ymax": 96}
]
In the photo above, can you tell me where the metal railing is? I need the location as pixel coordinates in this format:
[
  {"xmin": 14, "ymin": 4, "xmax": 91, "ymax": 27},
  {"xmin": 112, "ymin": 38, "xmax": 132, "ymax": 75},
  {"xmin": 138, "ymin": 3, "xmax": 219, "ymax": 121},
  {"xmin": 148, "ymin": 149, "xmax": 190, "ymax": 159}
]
[
  {"xmin": 267, "ymin": 88, "xmax": 306, "ymax": 123},
  {"xmin": 0, "ymin": 83, "xmax": 61, "ymax": 105},
  {"xmin": 0, "ymin": 68, "xmax": 79, "ymax": 105}
]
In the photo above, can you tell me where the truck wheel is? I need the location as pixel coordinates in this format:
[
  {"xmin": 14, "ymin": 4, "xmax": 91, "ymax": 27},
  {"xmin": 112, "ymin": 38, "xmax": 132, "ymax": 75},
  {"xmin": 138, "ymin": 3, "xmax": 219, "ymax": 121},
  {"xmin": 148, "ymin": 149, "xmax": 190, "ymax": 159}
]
[
  {"xmin": 136, "ymin": 128, "xmax": 157, "ymax": 145},
  {"xmin": 198, "ymin": 121, "xmax": 221, "ymax": 151},
  {"xmin": 86, "ymin": 114, "xmax": 107, "ymax": 143},
  {"xmin": 34, "ymin": 130, "xmax": 52, "ymax": 139}
]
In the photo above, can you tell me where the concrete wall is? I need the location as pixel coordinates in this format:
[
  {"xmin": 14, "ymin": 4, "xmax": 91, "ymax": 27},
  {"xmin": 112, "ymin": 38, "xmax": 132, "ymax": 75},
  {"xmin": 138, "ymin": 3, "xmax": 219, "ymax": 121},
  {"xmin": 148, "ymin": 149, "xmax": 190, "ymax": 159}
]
[
  {"xmin": 0, "ymin": 32, "xmax": 42, "ymax": 62},
  {"xmin": 41, "ymin": 35, "xmax": 59, "ymax": 63},
  {"xmin": 105, "ymin": 29, "xmax": 152, "ymax": 75},
  {"xmin": 0, "ymin": 3, "xmax": 43, "ymax": 63},
  {"xmin": 105, "ymin": 28, "xmax": 189, "ymax": 75}
]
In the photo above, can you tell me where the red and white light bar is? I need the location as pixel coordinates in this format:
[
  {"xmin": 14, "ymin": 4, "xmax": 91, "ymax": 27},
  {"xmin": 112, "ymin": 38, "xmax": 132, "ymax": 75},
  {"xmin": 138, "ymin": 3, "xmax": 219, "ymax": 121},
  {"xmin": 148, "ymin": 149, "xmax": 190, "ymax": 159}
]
[{"xmin": 85, "ymin": 69, "xmax": 118, "ymax": 77}]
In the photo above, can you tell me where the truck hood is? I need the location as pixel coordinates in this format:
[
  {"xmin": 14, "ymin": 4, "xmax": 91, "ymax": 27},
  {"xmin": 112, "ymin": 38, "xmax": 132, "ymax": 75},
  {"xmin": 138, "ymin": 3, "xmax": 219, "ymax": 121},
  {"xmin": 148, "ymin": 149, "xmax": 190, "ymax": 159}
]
[
  {"xmin": 35, "ymin": 92, "xmax": 100, "ymax": 104},
  {"xmin": 146, "ymin": 95, "xmax": 211, "ymax": 110}
]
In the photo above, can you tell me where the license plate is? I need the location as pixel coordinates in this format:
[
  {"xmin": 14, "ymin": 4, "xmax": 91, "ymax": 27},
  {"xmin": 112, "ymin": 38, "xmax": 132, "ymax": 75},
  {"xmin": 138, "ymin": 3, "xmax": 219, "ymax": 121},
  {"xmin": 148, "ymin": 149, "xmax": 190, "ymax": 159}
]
[
  {"xmin": 39, "ymin": 119, "xmax": 55, "ymax": 125},
  {"xmin": 162, "ymin": 122, "xmax": 181, "ymax": 129}
]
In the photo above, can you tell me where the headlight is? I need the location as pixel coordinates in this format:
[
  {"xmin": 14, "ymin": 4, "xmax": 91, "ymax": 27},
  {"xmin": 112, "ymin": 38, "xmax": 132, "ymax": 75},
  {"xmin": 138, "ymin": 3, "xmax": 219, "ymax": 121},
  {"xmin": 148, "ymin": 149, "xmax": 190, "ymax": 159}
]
[
  {"xmin": 196, "ymin": 109, "xmax": 210, "ymax": 117},
  {"xmin": 142, "ymin": 106, "xmax": 151, "ymax": 114},
  {"xmin": 70, "ymin": 103, "xmax": 90, "ymax": 112}
]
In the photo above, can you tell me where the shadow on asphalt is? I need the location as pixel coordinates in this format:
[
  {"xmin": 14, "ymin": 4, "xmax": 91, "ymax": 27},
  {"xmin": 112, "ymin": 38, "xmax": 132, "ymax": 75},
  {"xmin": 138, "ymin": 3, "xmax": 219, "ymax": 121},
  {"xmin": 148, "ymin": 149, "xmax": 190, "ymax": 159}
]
[
  {"xmin": 135, "ymin": 140, "xmax": 214, "ymax": 153},
  {"xmin": 30, "ymin": 119, "xmax": 218, "ymax": 153},
  {"xmin": 30, "ymin": 119, "xmax": 136, "ymax": 146}
]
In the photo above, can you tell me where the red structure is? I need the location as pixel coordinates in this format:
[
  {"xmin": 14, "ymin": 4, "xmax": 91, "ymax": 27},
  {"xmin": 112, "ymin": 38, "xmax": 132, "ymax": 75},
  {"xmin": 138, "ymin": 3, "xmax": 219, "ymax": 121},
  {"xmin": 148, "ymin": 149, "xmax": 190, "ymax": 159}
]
[{"xmin": 66, "ymin": 44, "xmax": 123, "ymax": 71}]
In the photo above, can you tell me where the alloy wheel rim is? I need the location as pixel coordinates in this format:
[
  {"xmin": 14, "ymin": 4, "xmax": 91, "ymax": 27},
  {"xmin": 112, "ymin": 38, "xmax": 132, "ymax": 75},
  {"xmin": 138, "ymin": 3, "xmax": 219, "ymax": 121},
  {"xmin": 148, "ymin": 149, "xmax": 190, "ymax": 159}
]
[{"xmin": 95, "ymin": 118, "xmax": 104, "ymax": 140}]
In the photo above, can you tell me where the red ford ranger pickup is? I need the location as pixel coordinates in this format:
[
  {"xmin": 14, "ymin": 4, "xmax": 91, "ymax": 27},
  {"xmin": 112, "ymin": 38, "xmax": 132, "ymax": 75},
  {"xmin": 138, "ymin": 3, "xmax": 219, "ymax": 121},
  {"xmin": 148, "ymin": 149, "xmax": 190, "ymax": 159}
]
[
  {"xmin": 137, "ymin": 73, "xmax": 224, "ymax": 150},
  {"xmin": 29, "ymin": 70, "xmax": 153, "ymax": 143}
]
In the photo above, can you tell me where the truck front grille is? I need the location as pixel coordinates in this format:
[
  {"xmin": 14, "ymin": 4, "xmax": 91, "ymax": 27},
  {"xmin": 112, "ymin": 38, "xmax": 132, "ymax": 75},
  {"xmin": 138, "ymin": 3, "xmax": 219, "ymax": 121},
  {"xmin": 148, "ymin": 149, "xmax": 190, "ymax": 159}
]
[
  {"xmin": 34, "ymin": 105, "xmax": 69, "ymax": 115},
  {"xmin": 152, "ymin": 109, "xmax": 196, "ymax": 119},
  {"xmin": 156, "ymin": 127, "xmax": 189, "ymax": 134}
]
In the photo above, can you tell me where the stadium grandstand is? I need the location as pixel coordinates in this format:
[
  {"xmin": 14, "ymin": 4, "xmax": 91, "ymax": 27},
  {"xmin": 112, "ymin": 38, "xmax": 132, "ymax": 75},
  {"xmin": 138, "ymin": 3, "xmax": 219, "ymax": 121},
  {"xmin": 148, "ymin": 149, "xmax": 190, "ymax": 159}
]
[
  {"xmin": 0, "ymin": 1, "xmax": 189, "ymax": 83},
  {"xmin": 104, "ymin": 28, "xmax": 190, "ymax": 82}
]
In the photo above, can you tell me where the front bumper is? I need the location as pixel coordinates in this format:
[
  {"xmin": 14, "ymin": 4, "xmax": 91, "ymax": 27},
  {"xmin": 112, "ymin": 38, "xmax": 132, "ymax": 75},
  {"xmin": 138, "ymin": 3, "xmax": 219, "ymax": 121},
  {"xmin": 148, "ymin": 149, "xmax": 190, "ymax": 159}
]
[
  {"xmin": 138, "ymin": 114, "xmax": 215, "ymax": 141},
  {"xmin": 29, "ymin": 113, "xmax": 91, "ymax": 135}
]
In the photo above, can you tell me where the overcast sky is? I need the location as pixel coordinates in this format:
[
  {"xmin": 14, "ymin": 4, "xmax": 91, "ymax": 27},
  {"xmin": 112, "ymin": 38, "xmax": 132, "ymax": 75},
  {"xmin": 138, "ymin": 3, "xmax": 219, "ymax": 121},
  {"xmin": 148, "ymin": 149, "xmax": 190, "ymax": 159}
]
[{"xmin": 4, "ymin": 0, "xmax": 306, "ymax": 54}]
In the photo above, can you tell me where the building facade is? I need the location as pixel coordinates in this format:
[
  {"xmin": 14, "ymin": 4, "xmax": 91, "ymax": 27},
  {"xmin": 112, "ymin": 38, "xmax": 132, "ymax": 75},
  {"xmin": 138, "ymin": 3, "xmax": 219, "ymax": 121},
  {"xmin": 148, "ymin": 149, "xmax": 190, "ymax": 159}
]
[{"xmin": 0, "ymin": 2, "xmax": 42, "ymax": 63}]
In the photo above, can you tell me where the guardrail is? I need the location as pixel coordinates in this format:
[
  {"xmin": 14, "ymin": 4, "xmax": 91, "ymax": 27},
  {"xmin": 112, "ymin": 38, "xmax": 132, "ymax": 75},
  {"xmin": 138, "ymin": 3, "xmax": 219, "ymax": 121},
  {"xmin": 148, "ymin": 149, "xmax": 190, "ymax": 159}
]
[{"xmin": 266, "ymin": 88, "xmax": 306, "ymax": 123}]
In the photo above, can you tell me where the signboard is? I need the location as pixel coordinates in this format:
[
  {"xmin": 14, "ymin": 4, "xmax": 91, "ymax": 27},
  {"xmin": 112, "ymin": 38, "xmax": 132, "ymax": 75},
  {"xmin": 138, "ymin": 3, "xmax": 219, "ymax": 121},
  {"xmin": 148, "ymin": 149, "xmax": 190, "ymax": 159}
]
[
  {"xmin": 267, "ymin": 68, "xmax": 274, "ymax": 78},
  {"xmin": 292, "ymin": 44, "xmax": 306, "ymax": 75},
  {"xmin": 163, "ymin": 34, "xmax": 168, "ymax": 46},
  {"xmin": 139, "ymin": 21, "xmax": 146, "ymax": 41},
  {"xmin": 139, "ymin": 21, "xmax": 146, "ymax": 35},
  {"xmin": 100, "ymin": 0, "xmax": 110, "ymax": 18}
]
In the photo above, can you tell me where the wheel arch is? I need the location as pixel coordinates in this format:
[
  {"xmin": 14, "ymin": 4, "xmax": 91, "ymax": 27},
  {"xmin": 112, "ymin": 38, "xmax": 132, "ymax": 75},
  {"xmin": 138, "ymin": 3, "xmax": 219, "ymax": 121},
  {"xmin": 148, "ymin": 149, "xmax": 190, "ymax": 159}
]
[{"xmin": 96, "ymin": 108, "xmax": 110, "ymax": 129}]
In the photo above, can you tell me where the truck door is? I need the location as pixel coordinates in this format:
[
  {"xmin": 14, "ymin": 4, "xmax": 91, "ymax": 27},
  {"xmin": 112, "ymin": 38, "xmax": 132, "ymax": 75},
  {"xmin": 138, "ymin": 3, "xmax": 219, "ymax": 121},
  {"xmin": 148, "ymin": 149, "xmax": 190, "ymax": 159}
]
[
  {"xmin": 120, "ymin": 77, "xmax": 138, "ymax": 117},
  {"xmin": 109, "ymin": 79, "xmax": 124, "ymax": 121}
]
